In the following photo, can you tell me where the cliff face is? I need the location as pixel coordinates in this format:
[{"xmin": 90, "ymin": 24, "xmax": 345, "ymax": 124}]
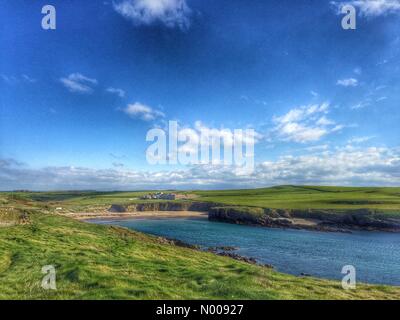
[
  {"xmin": 289, "ymin": 208, "xmax": 400, "ymax": 230},
  {"xmin": 208, "ymin": 207, "xmax": 400, "ymax": 232},
  {"xmin": 109, "ymin": 202, "xmax": 215, "ymax": 213},
  {"xmin": 108, "ymin": 202, "xmax": 400, "ymax": 232}
]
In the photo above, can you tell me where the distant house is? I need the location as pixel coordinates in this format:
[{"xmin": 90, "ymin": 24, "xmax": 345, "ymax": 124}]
[
  {"xmin": 160, "ymin": 193, "xmax": 176, "ymax": 200},
  {"xmin": 140, "ymin": 192, "xmax": 176, "ymax": 200}
]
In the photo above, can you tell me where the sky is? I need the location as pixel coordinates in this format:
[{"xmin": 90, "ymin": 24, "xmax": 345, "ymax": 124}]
[{"xmin": 0, "ymin": 0, "xmax": 400, "ymax": 190}]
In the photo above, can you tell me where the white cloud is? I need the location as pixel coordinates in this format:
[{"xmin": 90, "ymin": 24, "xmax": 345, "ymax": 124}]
[
  {"xmin": 376, "ymin": 96, "xmax": 387, "ymax": 102},
  {"xmin": 240, "ymin": 95, "xmax": 268, "ymax": 106},
  {"xmin": 193, "ymin": 121, "xmax": 262, "ymax": 145},
  {"xmin": 331, "ymin": 0, "xmax": 400, "ymax": 16},
  {"xmin": 21, "ymin": 74, "xmax": 37, "ymax": 83},
  {"xmin": 172, "ymin": 121, "xmax": 261, "ymax": 160},
  {"xmin": 316, "ymin": 116, "xmax": 335, "ymax": 126},
  {"xmin": 271, "ymin": 102, "xmax": 340, "ymax": 143},
  {"xmin": 351, "ymin": 0, "xmax": 400, "ymax": 16},
  {"xmin": 113, "ymin": 0, "xmax": 192, "ymax": 30},
  {"xmin": 337, "ymin": 78, "xmax": 358, "ymax": 87},
  {"xmin": 303, "ymin": 144, "xmax": 330, "ymax": 152},
  {"xmin": 1, "ymin": 146, "xmax": 399, "ymax": 190},
  {"xmin": 123, "ymin": 102, "xmax": 165, "ymax": 121},
  {"xmin": 277, "ymin": 123, "xmax": 327, "ymax": 143},
  {"xmin": 350, "ymin": 100, "xmax": 371, "ymax": 109},
  {"xmin": 348, "ymin": 136, "xmax": 376, "ymax": 144},
  {"xmin": 106, "ymin": 87, "xmax": 126, "ymax": 98},
  {"xmin": 1, "ymin": 74, "xmax": 37, "ymax": 84},
  {"xmin": 0, "ymin": 74, "xmax": 17, "ymax": 84},
  {"xmin": 256, "ymin": 146, "xmax": 400, "ymax": 186},
  {"xmin": 60, "ymin": 73, "xmax": 98, "ymax": 94}
]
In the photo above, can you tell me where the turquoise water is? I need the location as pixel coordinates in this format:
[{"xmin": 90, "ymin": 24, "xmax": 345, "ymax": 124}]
[{"xmin": 91, "ymin": 218, "xmax": 400, "ymax": 285}]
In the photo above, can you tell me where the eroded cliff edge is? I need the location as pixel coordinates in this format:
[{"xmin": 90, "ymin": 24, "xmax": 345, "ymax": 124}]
[{"xmin": 108, "ymin": 201, "xmax": 400, "ymax": 232}]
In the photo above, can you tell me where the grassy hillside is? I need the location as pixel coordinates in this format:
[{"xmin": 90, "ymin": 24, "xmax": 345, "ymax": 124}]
[
  {"xmin": 4, "ymin": 186, "xmax": 400, "ymax": 215},
  {"xmin": 0, "ymin": 212, "xmax": 399, "ymax": 300},
  {"xmin": 194, "ymin": 186, "xmax": 400, "ymax": 214}
]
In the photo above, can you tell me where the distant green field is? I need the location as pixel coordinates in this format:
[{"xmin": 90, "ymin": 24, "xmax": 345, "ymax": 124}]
[
  {"xmin": 193, "ymin": 186, "xmax": 400, "ymax": 214},
  {"xmin": 0, "ymin": 212, "xmax": 399, "ymax": 299},
  {"xmin": 3, "ymin": 185, "xmax": 400, "ymax": 216}
]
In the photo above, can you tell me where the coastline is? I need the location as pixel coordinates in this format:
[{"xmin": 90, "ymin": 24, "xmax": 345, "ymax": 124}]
[
  {"xmin": 83, "ymin": 214, "xmax": 400, "ymax": 286},
  {"xmin": 61, "ymin": 207, "xmax": 400, "ymax": 233},
  {"xmin": 65, "ymin": 211, "xmax": 208, "ymax": 221}
]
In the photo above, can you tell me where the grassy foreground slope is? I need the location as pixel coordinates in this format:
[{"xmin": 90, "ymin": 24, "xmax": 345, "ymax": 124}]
[{"xmin": 0, "ymin": 213, "xmax": 399, "ymax": 300}]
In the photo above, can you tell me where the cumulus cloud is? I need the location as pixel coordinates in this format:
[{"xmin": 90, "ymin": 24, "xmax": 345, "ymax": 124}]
[
  {"xmin": 106, "ymin": 87, "xmax": 126, "ymax": 98},
  {"xmin": 271, "ymin": 102, "xmax": 341, "ymax": 143},
  {"xmin": 123, "ymin": 102, "xmax": 165, "ymax": 121},
  {"xmin": 332, "ymin": 0, "xmax": 400, "ymax": 16},
  {"xmin": 337, "ymin": 78, "xmax": 358, "ymax": 87},
  {"xmin": 113, "ymin": 0, "xmax": 192, "ymax": 30},
  {"xmin": 60, "ymin": 73, "xmax": 98, "ymax": 94},
  {"xmin": 193, "ymin": 121, "xmax": 262, "ymax": 146},
  {"xmin": 172, "ymin": 121, "xmax": 261, "ymax": 163},
  {"xmin": 1, "ymin": 146, "xmax": 399, "ymax": 190}
]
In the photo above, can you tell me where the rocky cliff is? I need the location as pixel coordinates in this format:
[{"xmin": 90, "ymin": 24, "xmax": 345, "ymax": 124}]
[
  {"xmin": 109, "ymin": 201, "xmax": 216, "ymax": 213},
  {"xmin": 208, "ymin": 206, "xmax": 400, "ymax": 232},
  {"xmin": 108, "ymin": 202, "xmax": 400, "ymax": 232}
]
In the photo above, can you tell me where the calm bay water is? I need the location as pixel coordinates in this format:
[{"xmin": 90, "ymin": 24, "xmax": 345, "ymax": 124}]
[{"xmin": 91, "ymin": 217, "xmax": 400, "ymax": 285}]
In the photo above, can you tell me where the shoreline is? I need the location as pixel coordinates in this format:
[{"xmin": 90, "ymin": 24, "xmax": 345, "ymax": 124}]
[
  {"xmin": 62, "ymin": 209, "xmax": 399, "ymax": 233},
  {"xmin": 83, "ymin": 216, "xmax": 400, "ymax": 286},
  {"xmin": 65, "ymin": 211, "xmax": 208, "ymax": 221}
]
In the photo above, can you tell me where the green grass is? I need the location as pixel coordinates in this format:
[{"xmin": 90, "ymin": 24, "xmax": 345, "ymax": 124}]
[
  {"xmin": 5, "ymin": 186, "xmax": 400, "ymax": 216},
  {"xmin": 0, "ymin": 212, "xmax": 399, "ymax": 300},
  {"xmin": 193, "ymin": 186, "xmax": 400, "ymax": 214},
  {"xmin": 0, "ymin": 190, "xmax": 399, "ymax": 299}
]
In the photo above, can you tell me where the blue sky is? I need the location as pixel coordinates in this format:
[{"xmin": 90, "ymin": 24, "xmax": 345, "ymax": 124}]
[{"xmin": 1, "ymin": 0, "xmax": 400, "ymax": 190}]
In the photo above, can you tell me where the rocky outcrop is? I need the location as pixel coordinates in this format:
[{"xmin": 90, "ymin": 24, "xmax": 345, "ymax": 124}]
[
  {"xmin": 108, "ymin": 201, "xmax": 216, "ymax": 213},
  {"xmin": 208, "ymin": 207, "xmax": 265, "ymax": 224},
  {"xmin": 108, "ymin": 202, "xmax": 400, "ymax": 232},
  {"xmin": 109, "ymin": 204, "xmax": 127, "ymax": 213},
  {"xmin": 208, "ymin": 207, "xmax": 295, "ymax": 228},
  {"xmin": 209, "ymin": 206, "xmax": 400, "ymax": 232},
  {"xmin": 289, "ymin": 208, "xmax": 400, "ymax": 231}
]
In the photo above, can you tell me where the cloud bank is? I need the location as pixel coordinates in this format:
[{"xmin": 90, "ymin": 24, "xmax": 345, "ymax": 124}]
[{"xmin": 1, "ymin": 146, "xmax": 399, "ymax": 190}]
